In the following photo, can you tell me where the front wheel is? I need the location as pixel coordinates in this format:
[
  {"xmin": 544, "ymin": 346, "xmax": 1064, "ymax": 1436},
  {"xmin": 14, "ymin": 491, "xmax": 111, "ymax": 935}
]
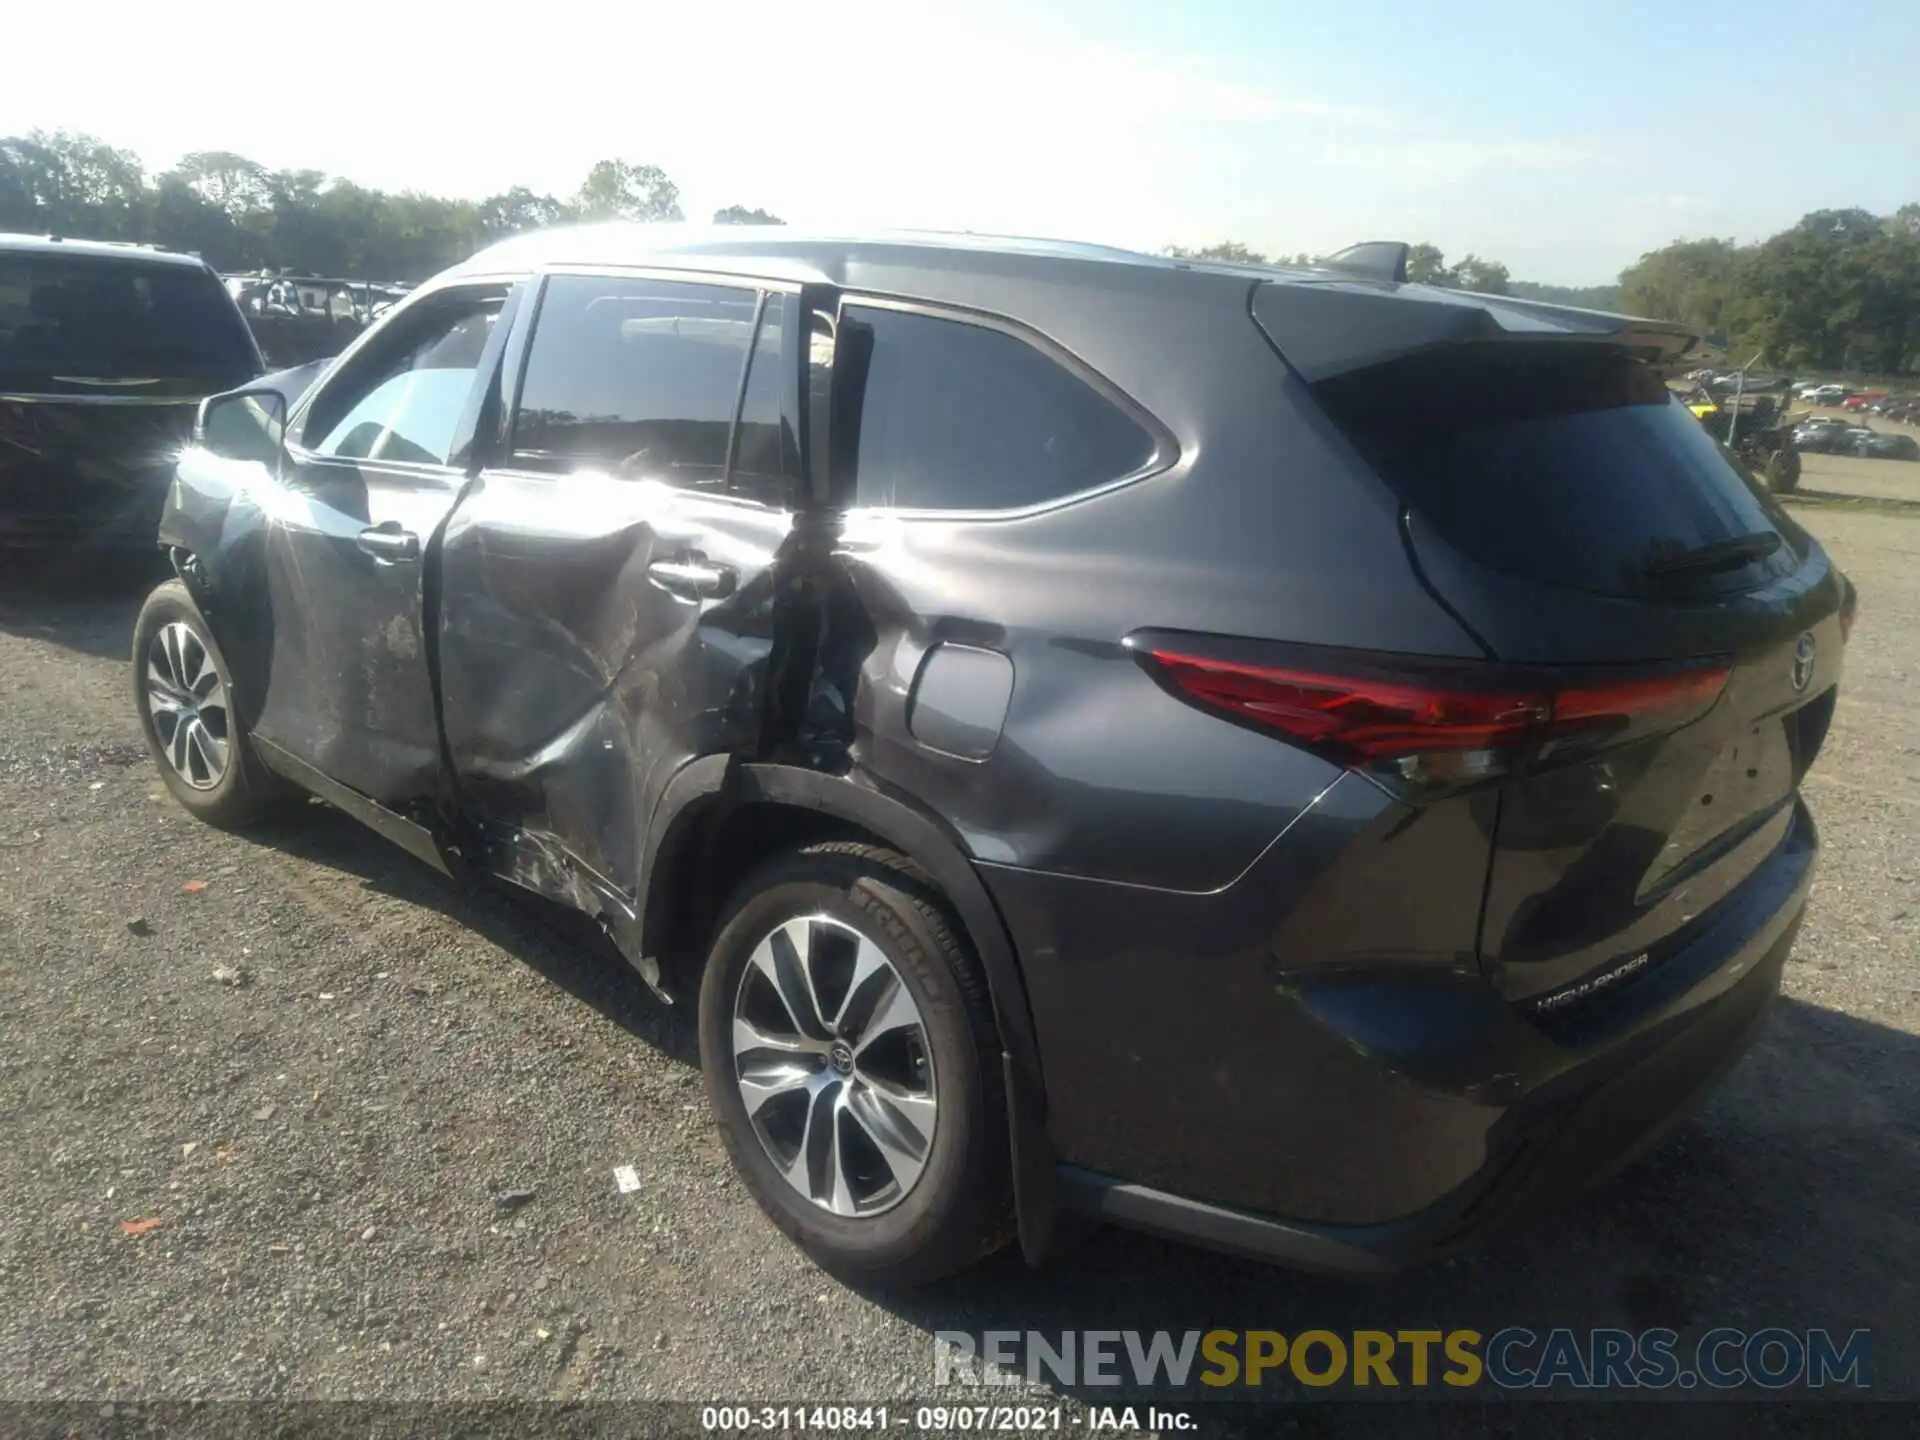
[
  {"xmin": 132, "ymin": 578, "xmax": 288, "ymax": 827},
  {"xmin": 699, "ymin": 842, "xmax": 1013, "ymax": 1286}
]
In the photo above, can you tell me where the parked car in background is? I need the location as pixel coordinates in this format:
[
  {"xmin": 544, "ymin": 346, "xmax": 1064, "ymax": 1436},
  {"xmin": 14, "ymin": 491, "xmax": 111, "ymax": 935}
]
[
  {"xmin": 1839, "ymin": 392, "xmax": 1888, "ymax": 411},
  {"xmin": 140, "ymin": 228, "xmax": 1847, "ymax": 1285},
  {"xmin": 227, "ymin": 273, "xmax": 371, "ymax": 367},
  {"xmin": 1790, "ymin": 417, "xmax": 1871, "ymax": 453},
  {"xmin": 1843, "ymin": 428, "xmax": 1920, "ymax": 461},
  {"xmin": 1802, "ymin": 384, "xmax": 1850, "ymax": 406},
  {"xmin": 0, "ymin": 234, "xmax": 263, "ymax": 553}
]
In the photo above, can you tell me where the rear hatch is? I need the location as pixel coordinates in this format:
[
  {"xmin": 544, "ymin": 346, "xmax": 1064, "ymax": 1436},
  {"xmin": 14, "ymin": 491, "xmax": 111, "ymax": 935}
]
[
  {"xmin": 1254, "ymin": 280, "xmax": 1849, "ymax": 1016},
  {"xmin": 1, "ymin": 250, "xmax": 260, "ymax": 540}
]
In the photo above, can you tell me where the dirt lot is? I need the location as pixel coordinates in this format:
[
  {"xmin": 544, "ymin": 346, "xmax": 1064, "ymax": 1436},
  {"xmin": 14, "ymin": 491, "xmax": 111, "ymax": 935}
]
[{"xmin": 0, "ymin": 490, "xmax": 1916, "ymax": 1420}]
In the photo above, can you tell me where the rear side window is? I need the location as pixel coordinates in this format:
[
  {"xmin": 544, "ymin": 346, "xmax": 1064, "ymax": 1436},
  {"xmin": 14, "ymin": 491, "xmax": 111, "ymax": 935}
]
[
  {"xmin": 513, "ymin": 275, "xmax": 758, "ymax": 487},
  {"xmin": 0, "ymin": 253, "xmax": 256, "ymax": 383},
  {"xmin": 843, "ymin": 305, "xmax": 1156, "ymax": 511},
  {"xmin": 1314, "ymin": 346, "xmax": 1792, "ymax": 597}
]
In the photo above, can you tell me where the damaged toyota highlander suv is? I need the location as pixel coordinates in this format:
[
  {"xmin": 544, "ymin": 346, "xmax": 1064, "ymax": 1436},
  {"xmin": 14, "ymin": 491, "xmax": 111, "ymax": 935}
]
[{"xmin": 134, "ymin": 227, "xmax": 1854, "ymax": 1285}]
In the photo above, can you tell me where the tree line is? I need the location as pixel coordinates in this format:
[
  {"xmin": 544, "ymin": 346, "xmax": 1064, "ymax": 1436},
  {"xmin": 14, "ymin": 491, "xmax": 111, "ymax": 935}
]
[
  {"xmin": 1619, "ymin": 207, "xmax": 1920, "ymax": 375},
  {"xmin": 1172, "ymin": 207, "xmax": 1920, "ymax": 377},
  {"xmin": 0, "ymin": 130, "xmax": 783, "ymax": 281},
  {"xmin": 9, "ymin": 129, "xmax": 1915, "ymax": 374},
  {"xmin": 1162, "ymin": 239, "xmax": 1584, "ymax": 303}
]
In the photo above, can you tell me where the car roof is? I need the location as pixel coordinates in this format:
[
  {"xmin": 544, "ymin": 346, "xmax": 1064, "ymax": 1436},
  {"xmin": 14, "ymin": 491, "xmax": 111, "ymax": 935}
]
[
  {"xmin": 436, "ymin": 224, "xmax": 1700, "ymax": 380},
  {"xmin": 449, "ymin": 222, "xmax": 1325, "ymax": 290},
  {"xmin": 0, "ymin": 231, "xmax": 213, "ymax": 271}
]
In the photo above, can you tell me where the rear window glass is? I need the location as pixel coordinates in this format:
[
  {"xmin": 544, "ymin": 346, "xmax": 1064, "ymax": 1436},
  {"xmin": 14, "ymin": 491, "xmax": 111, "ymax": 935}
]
[
  {"xmin": 0, "ymin": 253, "xmax": 257, "ymax": 382},
  {"xmin": 1313, "ymin": 346, "xmax": 1792, "ymax": 597}
]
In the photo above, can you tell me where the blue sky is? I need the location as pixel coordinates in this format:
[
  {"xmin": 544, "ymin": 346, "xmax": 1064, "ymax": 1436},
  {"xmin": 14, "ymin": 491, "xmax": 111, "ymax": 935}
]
[{"xmin": 8, "ymin": 0, "xmax": 1917, "ymax": 282}]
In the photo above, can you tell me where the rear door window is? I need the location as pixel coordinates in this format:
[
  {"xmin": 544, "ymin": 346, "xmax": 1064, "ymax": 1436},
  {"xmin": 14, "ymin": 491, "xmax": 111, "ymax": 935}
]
[
  {"xmin": 0, "ymin": 253, "xmax": 257, "ymax": 384},
  {"xmin": 511, "ymin": 275, "xmax": 759, "ymax": 488},
  {"xmin": 1312, "ymin": 345, "xmax": 1795, "ymax": 598},
  {"xmin": 841, "ymin": 304, "xmax": 1157, "ymax": 512}
]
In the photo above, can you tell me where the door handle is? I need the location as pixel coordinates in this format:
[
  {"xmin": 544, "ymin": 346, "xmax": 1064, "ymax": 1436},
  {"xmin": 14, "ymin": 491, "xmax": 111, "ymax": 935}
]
[
  {"xmin": 647, "ymin": 557, "xmax": 737, "ymax": 599},
  {"xmin": 357, "ymin": 523, "xmax": 420, "ymax": 563}
]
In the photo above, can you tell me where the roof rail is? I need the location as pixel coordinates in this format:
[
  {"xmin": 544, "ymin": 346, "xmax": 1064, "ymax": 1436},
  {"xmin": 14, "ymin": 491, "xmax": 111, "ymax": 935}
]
[{"xmin": 1319, "ymin": 241, "xmax": 1409, "ymax": 284}]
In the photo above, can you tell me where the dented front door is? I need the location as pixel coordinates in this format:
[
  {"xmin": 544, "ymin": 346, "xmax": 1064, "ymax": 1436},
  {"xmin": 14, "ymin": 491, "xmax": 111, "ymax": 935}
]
[
  {"xmin": 436, "ymin": 275, "xmax": 803, "ymax": 905},
  {"xmin": 251, "ymin": 282, "xmax": 515, "ymax": 806}
]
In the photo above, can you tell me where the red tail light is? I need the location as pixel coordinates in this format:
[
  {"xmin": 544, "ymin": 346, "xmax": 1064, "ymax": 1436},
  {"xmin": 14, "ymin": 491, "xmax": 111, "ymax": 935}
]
[{"xmin": 1140, "ymin": 645, "xmax": 1728, "ymax": 791}]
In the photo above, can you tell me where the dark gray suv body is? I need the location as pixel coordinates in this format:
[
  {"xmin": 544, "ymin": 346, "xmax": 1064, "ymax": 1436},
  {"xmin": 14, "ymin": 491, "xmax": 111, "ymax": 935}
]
[{"xmin": 138, "ymin": 226, "xmax": 1849, "ymax": 1282}]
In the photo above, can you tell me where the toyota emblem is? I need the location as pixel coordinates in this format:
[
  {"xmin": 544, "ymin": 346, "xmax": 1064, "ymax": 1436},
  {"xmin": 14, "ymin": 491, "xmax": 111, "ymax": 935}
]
[{"xmin": 1791, "ymin": 633, "xmax": 1816, "ymax": 692}]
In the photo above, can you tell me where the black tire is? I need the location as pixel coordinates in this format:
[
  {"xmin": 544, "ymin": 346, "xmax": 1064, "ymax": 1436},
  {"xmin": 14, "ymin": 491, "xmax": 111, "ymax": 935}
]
[
  {"xmin": 699, "ymin": 841, "xmax": 1013, "ymax": 1286},
  {"xmin": 131, "ymin": 578, "xmax": 289, "ymax": 827},
  {"xmin": 1764, "ymin": 446, "xmax": 1801, "ymax": 493}
]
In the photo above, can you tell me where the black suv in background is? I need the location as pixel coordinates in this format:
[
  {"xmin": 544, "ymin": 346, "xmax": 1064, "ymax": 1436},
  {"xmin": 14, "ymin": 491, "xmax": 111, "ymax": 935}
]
[
  {"xmin": 138, "ymin": 228, "xmax": 1850, "ymax": 1284},
  {"xmin": 0, "ymin": 234, "xmax": 261, "ymax": 554}
]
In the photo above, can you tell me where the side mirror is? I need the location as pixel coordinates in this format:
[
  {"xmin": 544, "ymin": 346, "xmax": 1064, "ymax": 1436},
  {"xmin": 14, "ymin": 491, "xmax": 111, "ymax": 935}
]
[{"xmin": 197, "ymin": 387, "xmax": 289, "ymax": 475}]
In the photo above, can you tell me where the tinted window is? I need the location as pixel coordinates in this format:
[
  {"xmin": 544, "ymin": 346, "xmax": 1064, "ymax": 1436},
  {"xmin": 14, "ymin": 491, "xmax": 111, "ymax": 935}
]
[
  {"xmin": 0, "ymin": 253, "xmax": 256, "ymax": 383},
  {"xmin": 513, "ymin": 276, "xmax": 756, "ymax": 486},
  {"xmin": 844, "ymin": 305, "xmax": 1156, "ymax": 511},
  {"xmin": 1314, "ymin": 346, "xmax": 1792, "ymax": 598},
  {"xmin": 729, "ymin": 294, "xmax": 797, "ymax": 504},
  {"xmin": 306, "ymin": 297, "xmax": 501, "ymax": 466}
]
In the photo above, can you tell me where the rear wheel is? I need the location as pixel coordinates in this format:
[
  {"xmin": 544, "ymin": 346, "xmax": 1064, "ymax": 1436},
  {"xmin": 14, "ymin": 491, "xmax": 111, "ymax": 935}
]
[
  {"xmin": 1763, "ymin": 446, "xmax": 1801, "ymax": 493},
  {"xmin": 132, "ymin": 579, "xmax": 288, "ymax": 827},
  {"xmin": 698, "ymin": 842, "xmax": 1012, "ymax": 1286}
]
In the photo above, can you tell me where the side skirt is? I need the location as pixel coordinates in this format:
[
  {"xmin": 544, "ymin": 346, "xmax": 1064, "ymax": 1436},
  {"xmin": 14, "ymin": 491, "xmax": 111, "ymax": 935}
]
[{"xmin": 252, "ymin": 735, "xmax": 455, "ymax": 879}]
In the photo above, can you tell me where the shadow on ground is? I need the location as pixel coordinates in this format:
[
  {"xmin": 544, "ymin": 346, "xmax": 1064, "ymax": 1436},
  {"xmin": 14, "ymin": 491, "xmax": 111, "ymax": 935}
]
[
  {"xmin": 240, "ymin": 800, "xmax": 701, "ymax": 1068},
  {"xmin": 0, "ymin": 561, "xmax": 163, "ymax": 663}
]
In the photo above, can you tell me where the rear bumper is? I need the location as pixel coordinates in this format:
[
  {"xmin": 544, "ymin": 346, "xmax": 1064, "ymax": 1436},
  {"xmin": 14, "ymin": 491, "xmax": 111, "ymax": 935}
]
[
  {"xmin": 1054, "ymin": 907, "xmax": 1795, "ymax": 1275},
  {"xmin": 985, "ymin": 786, "xmax": 1817, "ymax": 1273}
]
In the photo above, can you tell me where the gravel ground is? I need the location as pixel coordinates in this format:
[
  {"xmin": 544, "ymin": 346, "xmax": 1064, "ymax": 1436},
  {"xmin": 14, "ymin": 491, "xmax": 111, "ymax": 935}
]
[{"xmin": 0, "ymin": 505, "xmax": 1915, "ymax": 1422}]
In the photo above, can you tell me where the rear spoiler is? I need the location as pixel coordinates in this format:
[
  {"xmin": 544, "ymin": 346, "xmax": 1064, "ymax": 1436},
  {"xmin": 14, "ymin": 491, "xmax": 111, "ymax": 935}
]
[{"xmin": 1254, "ymin": 259, "xmax": 1701, "ymax": 383}]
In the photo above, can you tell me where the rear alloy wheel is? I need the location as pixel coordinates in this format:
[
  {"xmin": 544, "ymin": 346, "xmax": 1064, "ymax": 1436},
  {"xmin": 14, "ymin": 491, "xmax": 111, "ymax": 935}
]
[
  {"xmin": 700, "ymin": 842, "xmax": 1012, "ymax": 1285},
  {"xmin": 131, "ymin": 579, "xmax": 287, "ymax": 826},
  {"xmin": 730, "ymin": 913, "xmax": 940, "ymax": 1217}
]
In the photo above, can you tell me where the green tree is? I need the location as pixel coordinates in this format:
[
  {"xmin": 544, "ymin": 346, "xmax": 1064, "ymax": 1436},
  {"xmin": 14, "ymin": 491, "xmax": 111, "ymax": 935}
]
[
  {"xmin": 1163, "ymin": 241, "xmax": 1266, "ymax": 263},
  {"xmin": 712, "ymin": 205, "xmax": 783, "ymax": 225},
  {"xmin": 575, "ymin": 159, "xmax": 682, "ymax": 222},
  {"xmin": 146, "ymin": 174, "xmax": 245, "ymax": 269},
  {"xmin": 1445, "ymin": 254, "xmax": 1510, "ymax": 295},
  {"xmin": 0, "ymin": 130, "xmax": 145, "ymax": 238},
  {"xmin": 1509, "ymin": 280, "xmax": 1623, "ymax": 311},
  {"xmin": 1405, "ymin": 242, "xmax": 1448, "ymax": 284},
  {"xmin": 478, "ymin": 187, "xmax": 574, "ymax": 239},
  {"xmin": 171, "ymin": 151, "xmax": 270, "ymax": 219}
]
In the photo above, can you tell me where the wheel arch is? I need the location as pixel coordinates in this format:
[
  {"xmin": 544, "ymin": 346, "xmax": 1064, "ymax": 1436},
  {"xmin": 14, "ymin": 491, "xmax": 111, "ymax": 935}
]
[
  {"xmin": 642, "ymin": 759, "xmax": 1044, "ymax": 1092},
  {"xmin": 640, "ymin": 757, "xmax": 1059, "ymax": 1263}
]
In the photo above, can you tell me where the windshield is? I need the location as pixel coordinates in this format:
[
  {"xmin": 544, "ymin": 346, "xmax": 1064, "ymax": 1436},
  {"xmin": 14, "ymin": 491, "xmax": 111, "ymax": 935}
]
[{"xmin": 0, "ymin": 253, "xmax": 258, "ymax": 384}]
